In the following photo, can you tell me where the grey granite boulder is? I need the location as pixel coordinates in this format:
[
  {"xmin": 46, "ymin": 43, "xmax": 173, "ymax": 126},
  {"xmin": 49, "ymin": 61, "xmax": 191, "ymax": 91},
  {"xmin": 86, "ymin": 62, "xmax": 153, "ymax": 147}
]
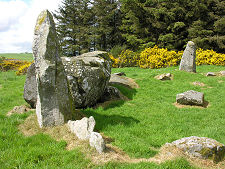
[
  {"xmin": 89, "ymin": 132, "xmax": 106, "ymax": 154},
  {"xmin": 179, "ymin": 41, "xmax": 196, "ymax": 73},
  {"xmin": 165, "ymin": 136, "xmax": 225, "ymax": 163},
  {"xmin": 176, "ymin": 90, "xmax": 204, "ymax": 106},
  {"xmin": 155, "ymin": 73, "xmax": 172, "ymax": 81},
  {"xmin": 24, "ymin": 63, "xmax": 37, "ymax": 108},
  {"xmin": 61, "ymin": 51, "xmax": 111, "ymax": 108},
  {"xmin": 33, "ymin": 10, "xmax": 76, "ymax": 127},
  {"xmin": 67, "ymin": 116, "xmax": 95, "ymax": 140}
]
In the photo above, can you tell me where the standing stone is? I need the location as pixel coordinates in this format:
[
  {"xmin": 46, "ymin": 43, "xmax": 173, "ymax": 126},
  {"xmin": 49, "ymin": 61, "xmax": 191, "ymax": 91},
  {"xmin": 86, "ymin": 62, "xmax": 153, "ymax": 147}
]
[
  {"xmin": 89, "ymin": 132, "xmax": 106, "ymax": 154},
  {"xmin": 179, "ymin": 41, "xmax": 196, "ymax": 73},
  {"xmin": 24, "ymin": 63, "xmax": 37, "ymax": 108},
  {"xmin": 32, "ymin": 10, "xmax": 76, "ymax": 127}
]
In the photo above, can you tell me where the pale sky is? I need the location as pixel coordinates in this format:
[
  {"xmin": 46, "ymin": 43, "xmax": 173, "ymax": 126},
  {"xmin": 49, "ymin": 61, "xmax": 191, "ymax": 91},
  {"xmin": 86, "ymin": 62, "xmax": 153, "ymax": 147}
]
[{"xmin": 0, "ymin": 0, "xmax": 62, "ymax": 53}]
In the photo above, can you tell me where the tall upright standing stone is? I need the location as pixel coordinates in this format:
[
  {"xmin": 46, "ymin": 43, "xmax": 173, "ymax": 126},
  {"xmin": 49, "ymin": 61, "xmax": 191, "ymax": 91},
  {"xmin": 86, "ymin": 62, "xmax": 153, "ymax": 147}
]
[
  {"xmin": 32, "ymin": 10, "xmax": 76, "ymax": 127},
  {"xmin": 179, "ymin": 41, "xmax": 196, "ymax": 73}
]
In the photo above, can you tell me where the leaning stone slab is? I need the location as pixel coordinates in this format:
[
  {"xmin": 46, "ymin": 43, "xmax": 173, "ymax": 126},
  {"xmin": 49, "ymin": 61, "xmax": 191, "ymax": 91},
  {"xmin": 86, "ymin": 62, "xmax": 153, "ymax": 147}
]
[
  {"xmin": 33, "ymin": 10, "xmax": 75, "ymax": 127},
  {"xmin": 89, "ymin": 132, "xmax": 106, "ymax": 154},
  {"xmin": 179, "ymin": 41, "xmax": 196, "ymax": 73},
  {"xmin": 24, "ymin": 63, "xmax": 37, "ymax": 108},
  {"xmin": 61, "ymin": 51, "xmax": 111, "ymax": 108},
  {"xmin": 67, "ymin": 116, "xmax": 95, "ymax": 140},
  {"xmin": 165, "ymin": 136, "xmax": 225, "ymax": 163},
  {"xmin": 176, "ymin": 90, "xmax": 204, "ymax": 106}
]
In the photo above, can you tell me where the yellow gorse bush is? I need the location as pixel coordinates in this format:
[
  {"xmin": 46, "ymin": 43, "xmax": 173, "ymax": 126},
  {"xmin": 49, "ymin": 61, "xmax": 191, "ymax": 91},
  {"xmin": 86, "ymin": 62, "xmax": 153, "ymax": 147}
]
[
  {"xmin": 138, "ymin": 46, "xmax": 182, "ymax": 69},
  {"xmin": 16, "ymin": 62, "xmax": 33, "ymax": 75},
  {"xmin": 0, "ymin": 57, "xmax": 32, "ymax": 75},
  {"xmin": 110, "ymin": 46, "xmax": 225, "ymax": 68},
  {"xmin": 196, "ymin": 48, "xmax": 225, "ymax": 66},
  {"xmin": 109, "ymin": 49, "xmax": 139, "ymax": 68}
]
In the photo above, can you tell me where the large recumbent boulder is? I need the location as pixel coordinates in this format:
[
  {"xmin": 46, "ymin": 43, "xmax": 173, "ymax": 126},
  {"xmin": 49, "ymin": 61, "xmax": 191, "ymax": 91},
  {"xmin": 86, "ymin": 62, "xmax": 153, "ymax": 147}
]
[{"xmin": 61, "ymin": 51, "xmax": 111, "ymax": 108}]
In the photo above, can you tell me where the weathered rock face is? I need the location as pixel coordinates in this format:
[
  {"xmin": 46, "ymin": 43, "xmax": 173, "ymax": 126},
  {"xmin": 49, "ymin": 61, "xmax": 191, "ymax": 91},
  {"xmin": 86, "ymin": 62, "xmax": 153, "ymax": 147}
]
[
  {"xmin": 61, "ymin": 51, "xmax": 111, "ymax": 108},
  {"xmin": 179, "ymin": 41, "xmax": 196, "ymax": 73},
  {"xmin": 165, "ymin": 136, "xmax": 225, "ymax": 163},
  {"xmin": 24, "ymin": 63, "xmax": 37, "ymax": 108},
  {"xmin": 176, "ymin": 90, "xmax": 204, "ymax": 106},
  {"xmin": 67, "ymin": 116, "xmax": 95, "ymax": 140},
  {"xmin": 155, "ymin": 73, "xmax": 172, "ymax": 81},
  {"xmin": 89, "ymin": 132, "xmax": 106, "ymax": 154},
  {"xmin": 33, "ymin": 10, "xmax": 75, "ymax": 127}
]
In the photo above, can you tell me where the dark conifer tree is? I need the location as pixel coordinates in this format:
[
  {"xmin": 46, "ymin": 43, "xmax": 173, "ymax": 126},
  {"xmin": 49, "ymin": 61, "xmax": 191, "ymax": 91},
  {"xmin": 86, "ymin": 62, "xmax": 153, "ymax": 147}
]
[
  {"xmin": 92, "ymin": 0, "xmax": 123, "ymax": 51},
  {"xmin": 54, "ymin": 0, "xmax": 93, "ymax": 56}
]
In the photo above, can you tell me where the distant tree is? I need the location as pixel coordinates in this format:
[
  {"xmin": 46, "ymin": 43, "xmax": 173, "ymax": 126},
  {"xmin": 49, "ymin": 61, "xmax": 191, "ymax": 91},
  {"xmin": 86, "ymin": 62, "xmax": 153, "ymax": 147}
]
[
  {"xmin": 188, "ymin": 0, "xmax": 225, "ymax": 52},
  {"xmin": 54, "ymin": 0, "xmax": 225, "ymax": 54},
  {"xmin": 120, "ymin": 0, "xmax": 225, "ymax": 52},
  {"xmin": 54, "ymin": 0, "xmax": 93, "ymax": 56},
  {"xmin": 92, "ymin": 0, "xmax": 124, "ymax": 51}
]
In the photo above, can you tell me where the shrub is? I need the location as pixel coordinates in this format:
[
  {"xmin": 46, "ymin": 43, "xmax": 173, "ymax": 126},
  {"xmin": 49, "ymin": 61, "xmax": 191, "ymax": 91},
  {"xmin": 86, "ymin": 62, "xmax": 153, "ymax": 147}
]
[
  {"xmin": 0, "ymin": 58, "xmax": 32, "ymax": 75},
  {"xmin": 0, "ymin": 56, "xmax": 5, "ymax": 63},
  {"xmin": 196, "ymin": 48, "xmax": 225, "ymax": 66},
  {"xmin": 138, "ymin": 46, "xmax": 182, "ymax": 69},
  {"xmin": 110, "ymin": 49, "xmax": 139, "ymax": 68},
  {"xmin": 110, "ymin": 45, "xmax": 127, "ymax": 58},
  {"xmin": 16, "ymin": 62, "xmax": 33, "ymax": 75}
]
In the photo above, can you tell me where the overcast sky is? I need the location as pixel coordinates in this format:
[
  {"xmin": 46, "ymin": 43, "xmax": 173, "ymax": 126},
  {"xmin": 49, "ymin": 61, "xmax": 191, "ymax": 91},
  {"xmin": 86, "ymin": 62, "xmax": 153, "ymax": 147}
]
[{"xmin": 0, "ymin": 0, "xmax": 62, "ymax": 53}]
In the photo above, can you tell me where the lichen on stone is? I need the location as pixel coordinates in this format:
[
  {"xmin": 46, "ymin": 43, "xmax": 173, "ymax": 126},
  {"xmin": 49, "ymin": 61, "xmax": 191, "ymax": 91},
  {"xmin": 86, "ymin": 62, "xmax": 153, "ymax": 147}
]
[{"xmin": 35, "ymin": 10, "xmax": 47, "ymax": 32}]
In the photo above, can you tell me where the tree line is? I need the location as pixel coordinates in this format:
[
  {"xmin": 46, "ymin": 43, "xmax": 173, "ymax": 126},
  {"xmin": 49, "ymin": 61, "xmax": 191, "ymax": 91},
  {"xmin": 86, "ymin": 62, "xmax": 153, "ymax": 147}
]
[{"xmin": 54, "ymin": 0, "xmax": 225, "ymax": 56}]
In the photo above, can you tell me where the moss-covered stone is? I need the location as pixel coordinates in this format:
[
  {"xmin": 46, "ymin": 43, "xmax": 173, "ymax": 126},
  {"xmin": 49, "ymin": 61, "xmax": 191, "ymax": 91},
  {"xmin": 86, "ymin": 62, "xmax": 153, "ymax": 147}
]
[
  {"xmin": 61, "ymin": 51, "xmax": 111, "ymax": 108},
  {"xmin": 166, "ymin": 136, "xmax": 225, "ymax": 163}
]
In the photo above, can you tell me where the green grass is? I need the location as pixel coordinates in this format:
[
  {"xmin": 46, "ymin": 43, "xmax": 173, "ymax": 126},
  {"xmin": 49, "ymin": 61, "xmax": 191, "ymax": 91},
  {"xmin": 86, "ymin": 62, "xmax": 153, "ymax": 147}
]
[
  {"xmin": 1, "ymin": 65, "xmax": 225, "ymax": 168},
  {"xmin": 0, "ymin": 53, "xmax": 33, "ymax": 61}
]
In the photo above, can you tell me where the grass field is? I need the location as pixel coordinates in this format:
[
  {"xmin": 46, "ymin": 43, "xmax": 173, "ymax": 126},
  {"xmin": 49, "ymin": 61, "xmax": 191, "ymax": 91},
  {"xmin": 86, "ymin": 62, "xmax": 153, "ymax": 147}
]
[
  {"xmin": 0, "ymin": 53, "xmax": 33, "ymax": 61},
  {"xmin": 0, "ymin": 65, "xmax": 225, "ymax": 168}
]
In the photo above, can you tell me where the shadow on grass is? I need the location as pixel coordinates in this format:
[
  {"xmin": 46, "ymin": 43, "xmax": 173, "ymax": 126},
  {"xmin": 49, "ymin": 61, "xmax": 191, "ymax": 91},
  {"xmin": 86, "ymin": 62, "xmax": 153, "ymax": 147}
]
[
  {"xmin": 111, "ymin": 84, "xmax": 137, "ymax": 100},
  {"xmin": 82, "ymin": 109, "xmax": 140, "ymax": 131},
  {"xmin": 95, "ymin": 84, "xmax": 137, "ymax": 110}
]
